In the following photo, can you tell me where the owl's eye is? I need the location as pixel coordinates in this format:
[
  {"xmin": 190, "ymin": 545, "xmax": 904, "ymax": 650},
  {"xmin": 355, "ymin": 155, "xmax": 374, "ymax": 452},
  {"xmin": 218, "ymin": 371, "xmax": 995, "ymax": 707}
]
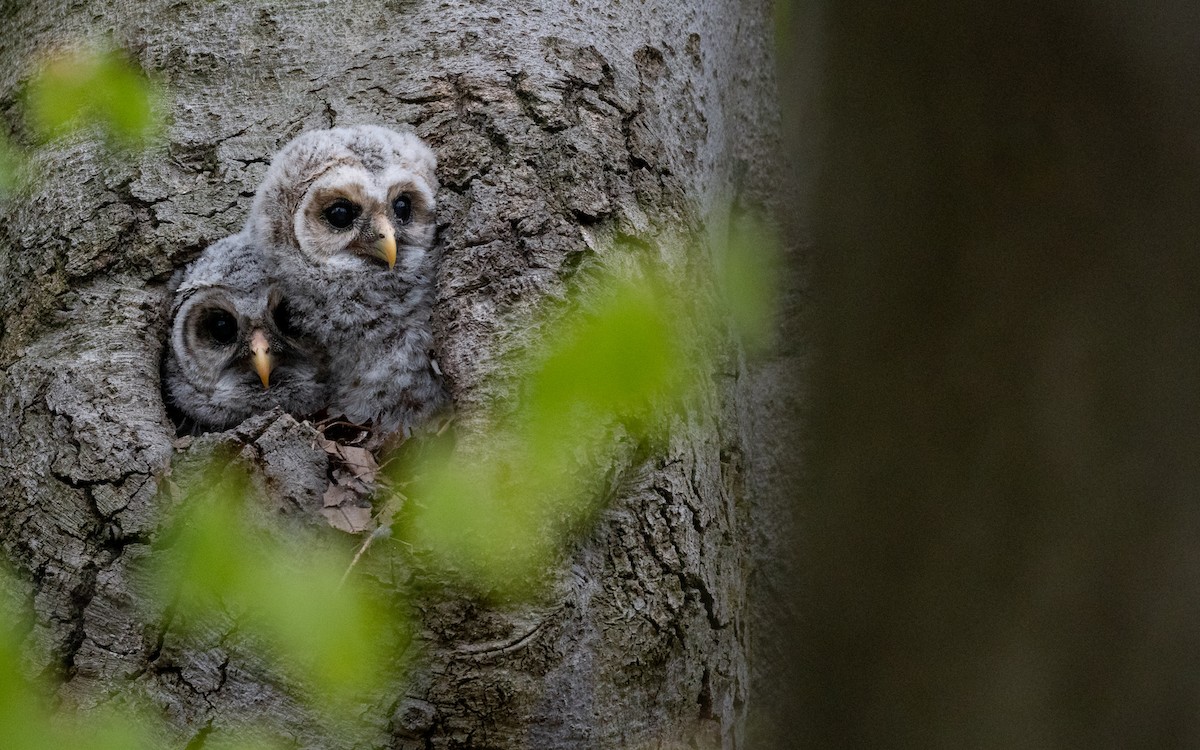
[
  {"xmin": 392, "ymin": 194, "xmax": 412, "ymax": 225},
  {"xmin": 273, "ymin": 298, "xmax": 302, "ymax": 338},
  {"xmin": 323, "ymin": 200, "xmax": 360, "ymax": 229},
  {"xmin": 201, "ymin": 309, "xmax": 238, "ymax": 346}
]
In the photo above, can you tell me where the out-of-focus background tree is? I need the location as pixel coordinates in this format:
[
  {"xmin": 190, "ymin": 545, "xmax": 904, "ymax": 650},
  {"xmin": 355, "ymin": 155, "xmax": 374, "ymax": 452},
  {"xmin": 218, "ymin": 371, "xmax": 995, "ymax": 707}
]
[{"xmin": 780, "ymin": 0, "xmax": 1200, "ymax": 746}]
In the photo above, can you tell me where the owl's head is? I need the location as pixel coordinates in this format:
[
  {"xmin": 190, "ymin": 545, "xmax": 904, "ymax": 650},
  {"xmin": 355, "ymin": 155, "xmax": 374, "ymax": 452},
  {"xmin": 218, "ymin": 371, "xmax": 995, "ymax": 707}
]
[
  {"xmin": 166, "ymin": 252, "xmax": 329, "ymax": 431},
  {"xmin": 247, "ymin": 125, "xmax": 438, "ymax": 275}
]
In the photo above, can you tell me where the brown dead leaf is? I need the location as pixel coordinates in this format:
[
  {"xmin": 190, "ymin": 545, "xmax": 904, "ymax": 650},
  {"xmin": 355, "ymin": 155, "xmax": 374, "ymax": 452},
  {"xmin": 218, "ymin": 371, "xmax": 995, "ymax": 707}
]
[
  {"xmin": 319, "ymin": 504, "xmax": 374, "ymax": 534},
  {"xmin": 322, "ymin": 484, "xmax": 357, "ymax": 509},
  {"xmin": 314, "ymin": 420, "xmax": 388, "ymax": 534},
  {"xmin": 338, "ymin": 445, "xmax": 379, "ymax": 483}
]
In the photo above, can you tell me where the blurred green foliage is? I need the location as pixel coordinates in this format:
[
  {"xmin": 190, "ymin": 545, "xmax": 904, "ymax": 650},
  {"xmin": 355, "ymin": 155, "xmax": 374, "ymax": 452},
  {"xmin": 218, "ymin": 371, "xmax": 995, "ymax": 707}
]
[
  {"xmin": 0, "ymin": 568, "xmax": 155, "ymax": 750},
  {"xmin": 156, "ymin": 465, "xmax": 405, "ymax": 712},
  {"xmin": 400, "ymin": 270, "xmax": 695, "ymax": 592},
  {"xmin": 0, "ymin": 41, "xmax": 161, "ymax": 197},
  {"xmin": 719, "ymin": 219, "xmax": 782, "ymax": 354},
  {"xmin": 25, "ymin": 44, "xmax": 161, "ymax": 146},
  {"xmin": 397, "ymin": 256, "xmax": 761, "ymax": 594}
]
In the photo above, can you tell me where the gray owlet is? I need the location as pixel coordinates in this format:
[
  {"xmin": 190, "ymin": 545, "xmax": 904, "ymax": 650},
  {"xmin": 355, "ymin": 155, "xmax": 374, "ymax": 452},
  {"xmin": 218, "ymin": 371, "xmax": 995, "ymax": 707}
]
[
  {"xmin": 164, "ymin": 234, "xmax": 330, "ymax": 433},
  {"xmin": 243, "ymin": 124, "xmax": 447, "ymax": 437}
]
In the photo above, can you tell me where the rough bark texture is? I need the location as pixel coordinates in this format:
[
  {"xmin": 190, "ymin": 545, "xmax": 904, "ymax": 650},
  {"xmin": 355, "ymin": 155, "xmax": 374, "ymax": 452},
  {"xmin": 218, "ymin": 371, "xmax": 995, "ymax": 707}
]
[{"xmin": 0, "ymin": 2, "xmax": 790, "ymax": 748}]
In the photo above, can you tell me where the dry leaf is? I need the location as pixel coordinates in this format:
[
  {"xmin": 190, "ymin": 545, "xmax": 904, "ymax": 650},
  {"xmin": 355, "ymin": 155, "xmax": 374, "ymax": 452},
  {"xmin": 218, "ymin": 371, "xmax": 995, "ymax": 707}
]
[
  {"xmin": 315, "ymin": 421, "xmax": 386, "ymax": 534},
  {"xmin": 319, "ymin": 504, "xmax": 374, "ymax": 534},
  {"xmin": 339, "ymin": 446, "xmax": 379, "ymax": 483},
  {"xmin": 322, "ymin": 484, "xmax": 357, "ymax": 509}
]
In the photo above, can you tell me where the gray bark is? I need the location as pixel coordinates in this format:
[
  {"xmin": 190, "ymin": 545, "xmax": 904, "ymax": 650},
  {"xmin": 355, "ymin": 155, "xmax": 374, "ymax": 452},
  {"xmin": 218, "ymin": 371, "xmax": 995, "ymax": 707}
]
[{"xmin": 0, "ymin": 2, "xmax": 791, "ymax": 748}]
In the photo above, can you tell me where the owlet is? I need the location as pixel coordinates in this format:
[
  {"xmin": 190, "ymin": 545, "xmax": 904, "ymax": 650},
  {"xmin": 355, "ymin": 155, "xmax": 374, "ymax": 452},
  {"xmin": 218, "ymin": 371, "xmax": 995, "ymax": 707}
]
[
  {"xmin": 243, "ymin": 124, "xmax": 447, "ymax": 437},
  {"xmin": 164, "ymin": 234, "xmax": 330, "ymax": 432}
]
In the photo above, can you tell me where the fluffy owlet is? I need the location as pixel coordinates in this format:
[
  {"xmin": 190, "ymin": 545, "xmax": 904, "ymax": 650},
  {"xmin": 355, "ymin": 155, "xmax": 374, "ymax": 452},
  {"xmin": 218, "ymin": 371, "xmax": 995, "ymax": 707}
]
[
  {"xmin": 164, "ymin": 234, "xmax": 330, "ymax": 433},
  {"xmin": 244, "ymin": 124, "xmax": 447, "ymax": 437}
]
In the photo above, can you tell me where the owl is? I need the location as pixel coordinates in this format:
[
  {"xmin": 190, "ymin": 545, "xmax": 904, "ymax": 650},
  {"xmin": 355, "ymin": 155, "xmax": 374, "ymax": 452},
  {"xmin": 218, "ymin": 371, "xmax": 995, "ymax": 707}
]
[
  {"xmin": 164, "ymin": 234, "xmax": 330, "ymax": 433},
  {"xmin": 244, "ymin": 125, "xmax": 447, "ymax": 437}
]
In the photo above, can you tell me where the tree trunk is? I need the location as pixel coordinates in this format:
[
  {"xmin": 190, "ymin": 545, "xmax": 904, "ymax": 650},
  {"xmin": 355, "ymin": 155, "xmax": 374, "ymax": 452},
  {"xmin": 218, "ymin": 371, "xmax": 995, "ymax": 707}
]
[
  {"xmin": 0, "ymin": 2, "xmax": 790, "ymax": 748},
  {"xmin": 787, "ymin": 1, "xmax": 1200, "ymax": 746}
]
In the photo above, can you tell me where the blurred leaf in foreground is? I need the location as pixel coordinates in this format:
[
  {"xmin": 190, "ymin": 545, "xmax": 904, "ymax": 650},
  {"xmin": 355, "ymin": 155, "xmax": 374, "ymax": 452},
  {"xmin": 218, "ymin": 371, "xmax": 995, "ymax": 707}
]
[
  {"xmin": 190, "ymin": 723, "xmax": 296, "ymax": 750},
  {"xmin": 0, "ymin": 567, "xmax": 154, "ymax": 750},
  {"xmin": 25, "ymin": 43, "xmax": 162, "ymax": 146},
  {"xmin": 154, "ymin": 462, "xmax": 405, "ymax": 712},
  {"xmin": 400, "ymin": 266, "xmax": 704, "ymax": 594},
  {"xmin": 0, "ymin": 570, "xmax": 42, "ymax": 749},
  {"xmin": 717, "ymin": 216, "xmax": 781, "ymax": 354},
  {"xmin": 0, "ymin": 132, "xmax": 26, "ymax": 197}
]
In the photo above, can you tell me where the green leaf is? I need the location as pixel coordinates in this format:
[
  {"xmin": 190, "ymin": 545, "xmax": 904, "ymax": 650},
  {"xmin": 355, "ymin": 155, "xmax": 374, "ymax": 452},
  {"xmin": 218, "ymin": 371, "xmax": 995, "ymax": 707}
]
[
  {"xmin": 154, "ymin": 465, "xmax": 405, "ymax": 709},
  {"xmin": 718, "ymin": 217, "xmax": 780, "ymax": 353},
  {"xmin": 0, "ymin": 567, "xmax": 154, "ymax": 750},
  {"xmin": 526, "ymin": 276, "xmax": 686, "ymax": 439},
  {"xmin": 400, "ymin": 266, "xmax": 702, "ymax": 595},
  {"xmin": 0, "ymin": 133, "xmax": 26, "ymax": 196},
  {"xmin": 25, "ymin": 45, "xmax": 162, "ymax": 146}
]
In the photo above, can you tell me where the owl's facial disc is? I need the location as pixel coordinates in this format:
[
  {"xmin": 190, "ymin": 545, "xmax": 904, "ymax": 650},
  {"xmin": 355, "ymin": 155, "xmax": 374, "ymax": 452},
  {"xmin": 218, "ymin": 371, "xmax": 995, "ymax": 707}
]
[
  {"xmin": 249, "ymin": 328, "xmax": 273, "ymax": 389},
  {"xmin": 313, "ymin": 193, "xmax": 392, "ymax": 268},
  {"xmin": 300, "ymin": 165, "xmax": 428, "ymax": 271}
]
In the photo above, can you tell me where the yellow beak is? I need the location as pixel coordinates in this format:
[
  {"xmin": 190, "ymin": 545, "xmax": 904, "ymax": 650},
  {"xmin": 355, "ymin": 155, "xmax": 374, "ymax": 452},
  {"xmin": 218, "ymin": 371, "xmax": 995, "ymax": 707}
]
[
  {"xmin": 249, "ymin": 329, "xmax": 273, "ymax": 389},
  {"xmin": 372, "ymin": 215, "xmax": 396, "ymax": 270}
]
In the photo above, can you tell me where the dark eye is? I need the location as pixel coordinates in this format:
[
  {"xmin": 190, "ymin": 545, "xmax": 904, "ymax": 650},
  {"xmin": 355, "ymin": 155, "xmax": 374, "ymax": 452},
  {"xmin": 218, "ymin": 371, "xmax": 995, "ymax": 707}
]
[
  {"xmin": 201, "ymin": 309, "xmax": 238, "ymax": 345},
  {"xmin": 323, "ymin": 199, "xmax": 359, "ymax": 229},
  {"xmin": 392, "ymin": 194, "xmax": 412, "ymax": 225},
  {"xmin": 273, "ymin": 298, "xmax": 302, "ymax": 338}
]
